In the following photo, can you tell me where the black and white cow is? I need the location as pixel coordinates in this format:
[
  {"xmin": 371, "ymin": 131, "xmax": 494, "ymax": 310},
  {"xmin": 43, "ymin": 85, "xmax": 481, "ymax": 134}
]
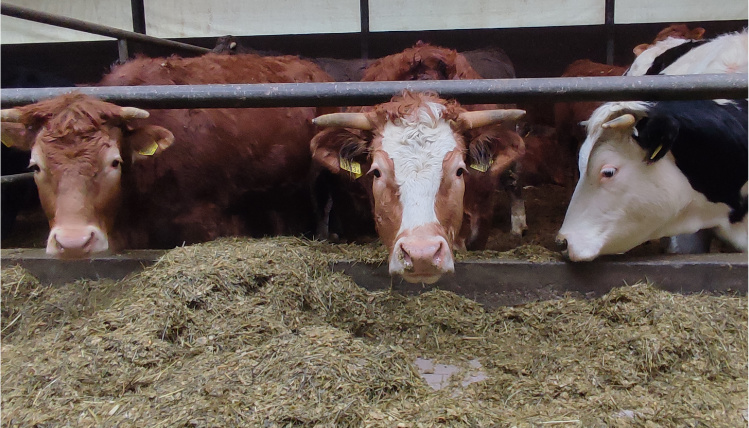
[
  {"xmin": 557, "ymin": 99, "xmax": 747, "ymax": 261},
  {"xmin": 617, "ymin": 29, "xmax": 748, "ymax": 254},
  {"xmin": 626, "ymin": 29, "xmax": 747, "ymax": 77}
]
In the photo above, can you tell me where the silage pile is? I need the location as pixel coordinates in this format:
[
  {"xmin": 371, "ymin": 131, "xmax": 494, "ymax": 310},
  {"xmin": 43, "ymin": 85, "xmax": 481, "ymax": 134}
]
[{"xmin": 2, "ymin": 237, "xmax": 746, "ymax": 427}]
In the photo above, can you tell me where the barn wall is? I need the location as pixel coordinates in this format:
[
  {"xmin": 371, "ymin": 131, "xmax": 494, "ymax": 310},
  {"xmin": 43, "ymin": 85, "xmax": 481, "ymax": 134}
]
[
  {"xmin": 368, "ymin": 0, "xmax": 605, "ymax": 32},
  {"xmin": 2, "ymin": 0, "xmax": 746, "ymax": 43},
  {"xmin": 615, "ymin": 0, "xmax": 747, "ymax": 24},
  {"xmin": 3, "ymin": 21, "xmax": 746, "ymax": 84}
]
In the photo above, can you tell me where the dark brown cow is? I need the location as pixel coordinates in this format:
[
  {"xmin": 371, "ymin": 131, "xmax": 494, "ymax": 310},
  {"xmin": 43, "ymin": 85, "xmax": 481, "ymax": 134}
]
[
  {"xmin": 212, "ymin": 35, "xmax": 371, "ymax": 82},
  {"xmin": 516, "ymin": 123, "xmax": 572, "ymax": 187},
  {"xmin": 212, "ymin": 36, "xmax": 516, "ymax": 83},
  {"xmin": 312, "ymin": 91, "xmax": 524, "ymax": 283},
  {"xmin": 1, "ymin": 53, "xmax": 332, "ymax": 258},
  {"xmin": 315, "ymin": 43, "xmax": 527, "ymax": 253}
]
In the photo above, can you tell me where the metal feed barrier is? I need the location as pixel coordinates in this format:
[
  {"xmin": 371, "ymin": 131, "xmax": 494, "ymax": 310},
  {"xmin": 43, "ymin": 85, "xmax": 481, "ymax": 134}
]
[{"xmin": 1, "ymin": 74, "xmax": 747, "ymax": 109}]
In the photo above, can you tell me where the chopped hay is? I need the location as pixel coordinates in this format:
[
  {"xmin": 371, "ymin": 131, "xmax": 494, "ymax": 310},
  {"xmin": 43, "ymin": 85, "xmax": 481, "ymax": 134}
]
[{"xmin": 2, "ymin": 237, "xmax": 746, "ymax": 427}]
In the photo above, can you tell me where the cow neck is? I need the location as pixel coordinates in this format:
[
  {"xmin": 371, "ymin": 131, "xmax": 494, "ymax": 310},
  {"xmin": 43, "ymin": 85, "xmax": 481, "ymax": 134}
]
[{"xmin": 657, "ymin": 189, "xmax": 733, "ymax": 239}]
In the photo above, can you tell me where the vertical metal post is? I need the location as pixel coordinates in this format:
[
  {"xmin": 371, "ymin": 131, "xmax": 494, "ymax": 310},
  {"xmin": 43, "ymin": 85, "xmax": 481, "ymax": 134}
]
[
  {"xmin": 131, "ymin": 0, "xmax": 146, "ymax": 34},
  {"xmin": 605, "ymin": 0, "xmax": 615, "ymax": 65},
  {"xmin": 117, "ymin": 38, "xmax": 129, "ymax": 63},
  {"xmin": 359, "ymin": 0, "xmax": 369, "ymax": 60}
]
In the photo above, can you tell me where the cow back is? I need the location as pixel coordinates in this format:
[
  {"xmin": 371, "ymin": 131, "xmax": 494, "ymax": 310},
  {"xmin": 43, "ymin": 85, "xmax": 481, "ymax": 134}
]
[{"xmin": 99, "ymin": 53, "xmax": 334, "ymax": 246}]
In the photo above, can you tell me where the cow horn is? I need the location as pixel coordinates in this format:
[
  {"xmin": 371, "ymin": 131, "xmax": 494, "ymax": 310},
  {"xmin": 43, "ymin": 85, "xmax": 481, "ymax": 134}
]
[
  {"xmin": 602, "ymin": 114, "xmax": 636, "ymax": 129},
  {"xmin": 120, "ymin": 107, "xmax": 150, "ymax": 119},
  {"xmin": 312, "ymin": 113, "xmax": 372, "ymax": 130},
  {"xmin": 458, "ymin": 109, "xmax": 526, "ymax": 129},
  {"xmin": 1, "ymin": 109, "xmax": 22, "ymax": 122}
]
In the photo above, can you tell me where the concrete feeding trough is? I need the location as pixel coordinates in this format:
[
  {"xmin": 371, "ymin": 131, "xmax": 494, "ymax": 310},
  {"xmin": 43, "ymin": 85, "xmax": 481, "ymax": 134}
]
[{"xmin": 2, "ymin": 248, "xmax": 745, "ymax": 309}]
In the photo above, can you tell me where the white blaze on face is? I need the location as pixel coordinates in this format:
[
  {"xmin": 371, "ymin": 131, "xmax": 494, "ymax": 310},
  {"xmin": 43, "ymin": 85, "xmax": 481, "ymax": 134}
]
[
  {"xmin": 558, "ymin": 102, "xmax": 734, "ymax": 261},
  {"xmin": 381, "ymin": 102, "xmax": 458, "ymax": 235},
  {"xmin": 378, "ymin": 101, "xmax": 462, "ymax": 283}
]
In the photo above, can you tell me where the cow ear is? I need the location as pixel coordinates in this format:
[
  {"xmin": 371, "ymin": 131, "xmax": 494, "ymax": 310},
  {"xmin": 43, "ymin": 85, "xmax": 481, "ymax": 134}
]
[
  {"xmin": 633, "ymin": 43, "xmax": 650, "ymax": 56},
  {"xmin": 126, "ymin": 125, "xmax": 175, "ymax": 161},
  {"xmin": 1, "ymin": 122, "xmax": 36, "ymax": 151},
  {"xmin": 468, "ymin": 128, "xmax": 526, "ymax": 175},
  {"xmin": 635, "ymin": 115, "xmax": 678, "ymax": 164},
  {"xmin": 691, "ymin": 27, "xmax": 706, "ymax": 39},
  {"xmin": 311, "ymin": 128, "xmax": 368, "ymax": 176}
]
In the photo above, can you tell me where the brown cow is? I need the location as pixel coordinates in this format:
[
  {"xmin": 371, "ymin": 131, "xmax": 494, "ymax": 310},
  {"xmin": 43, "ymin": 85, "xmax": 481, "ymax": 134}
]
[
  {"xmin": 315, "ymin": 42, "xmax": 527, "ymax": 252},
  {"xmin": 0, "ymin": 53, "xmax": 333, "ymax": 258},
  {"xmin": 312, "ymin": 91, "xmax": 524, "ymax": 283}
]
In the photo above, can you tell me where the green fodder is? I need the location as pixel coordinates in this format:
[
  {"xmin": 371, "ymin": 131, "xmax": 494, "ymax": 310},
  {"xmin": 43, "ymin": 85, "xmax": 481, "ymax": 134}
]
[{"xmin": 1, "ymin": 237, "xmax": 745, "ymax": 427}]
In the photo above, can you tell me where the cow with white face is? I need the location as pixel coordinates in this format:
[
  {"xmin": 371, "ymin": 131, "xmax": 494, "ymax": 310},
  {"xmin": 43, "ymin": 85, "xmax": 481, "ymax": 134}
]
[
  {"xmin": 311, "ymin": 91, "xmax": 524, "ymax": 283},
  {"xmin": 557, "ymin": 100, "xmax": 747, "ymax": 261}
]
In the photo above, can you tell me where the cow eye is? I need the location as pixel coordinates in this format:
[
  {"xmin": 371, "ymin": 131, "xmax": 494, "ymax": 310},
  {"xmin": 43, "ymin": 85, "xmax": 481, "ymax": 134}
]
[
  {"xmin": 601, "ymin": 167, "xmax": 617, "ymax": 179},
  {"xmin": 372, "ymin": 168, "xmax": 381, "ymax": 178},
  {"xmin": 28, "ymin": 163, "xmax": 40, "ymax": 173},
  {"xmin": 111, "ymin": 159, "xmax": 122, "ymax": 168},
  {"xmin": 456, "ymin": 167, "xmax": 465, "ymax": 177}
]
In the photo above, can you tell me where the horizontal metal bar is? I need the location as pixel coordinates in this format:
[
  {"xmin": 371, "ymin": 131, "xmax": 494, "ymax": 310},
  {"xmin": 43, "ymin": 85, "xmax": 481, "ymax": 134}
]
[
  {"xmin": 1, "ymin": 74, "xmax": 746, "ymax": 109},
  {"xmin": 1, "ymin": 3, "xmax": 209, "ymax": 54},
  {"xmin": 1, "ymin": 172, "xmax": 34, "ymax": 185}
]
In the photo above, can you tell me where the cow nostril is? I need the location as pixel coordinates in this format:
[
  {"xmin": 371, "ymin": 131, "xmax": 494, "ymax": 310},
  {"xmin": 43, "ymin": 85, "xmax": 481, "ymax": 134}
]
[
  {"xmin": 555, "ymin": 234, "xmax": 568, "ymax": 251},
  {"xmin": 52, "ymin": 233, "xmax": 64, "ymax": 251},
  {"xmin": 398, "ymin": 244, "xmax": 413, "ymax": 269},
  {"xmin": 83, "ymin": 231, "xmax": 95, "ymax": 249},
  {"xmin": 433, "ymin": 241, "xmax": 444, "ymax": 263}
]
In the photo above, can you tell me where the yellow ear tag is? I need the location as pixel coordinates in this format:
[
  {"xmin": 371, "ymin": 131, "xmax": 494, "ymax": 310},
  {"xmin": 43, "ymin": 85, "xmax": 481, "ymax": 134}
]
[
  {"xmin": 138, "ymin": 142, "xmax": 159, "ymax": 156},
  {"xmin": 339, "ymin": 157, "xmax": 362, "ymax": 179},
  {"xmin": 650, "ymin": 144, "xmax": 663, "ymax": 160},
  {"xmin": 469, "ymin": 158, "xmax": 493, "ymax": 173},
  {"xmin": 1, "ymin": 138, "xmax": 11, "ymax": 147}
]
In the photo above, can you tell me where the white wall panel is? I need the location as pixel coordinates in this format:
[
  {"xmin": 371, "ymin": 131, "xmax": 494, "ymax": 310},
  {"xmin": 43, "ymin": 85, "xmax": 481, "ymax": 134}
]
[
  {"xmin": 1, "ymin": 0, "xmax": 746, "ymax": 45},
  {"xmin": 368, "ymin": 0, "xmax": 605, "ymax": 32},
  {"xmin": 144, "ymin": 0, "xmax": 360, "ymax": 38},
  {"xmin": 615, "ymin": 0, "xmax": 747, "ymax": 24},
  {"xmin": 1, "ymin": 0, "xmax": 132, "ymax": 44}
]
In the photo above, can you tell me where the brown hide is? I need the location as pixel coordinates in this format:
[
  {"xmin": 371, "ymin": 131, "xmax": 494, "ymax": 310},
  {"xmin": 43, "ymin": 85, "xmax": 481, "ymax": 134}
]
[
  {"xmin": 98, "ymin": 53, "xmax": 333, "ymax": 248},
  {"xmin": 18, "ymin": 53, "xmax": 333, "ymax": 257},
  {"xmin": 517, "ymin": 123, "xmax": 572, "ymax": 186},
  {"xmin": 314, "ymin": 43, "xmax": 526, "ymax": 251},
  {"xmin": 361, "ymin": 42, "xmax": 483, "ymax": 81}
]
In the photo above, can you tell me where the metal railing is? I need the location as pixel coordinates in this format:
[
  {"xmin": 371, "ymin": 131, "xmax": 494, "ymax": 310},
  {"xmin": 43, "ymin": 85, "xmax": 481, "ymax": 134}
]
[{"xmin": 2, "ymin": 74, "xmax": 746, "ymax": 109}]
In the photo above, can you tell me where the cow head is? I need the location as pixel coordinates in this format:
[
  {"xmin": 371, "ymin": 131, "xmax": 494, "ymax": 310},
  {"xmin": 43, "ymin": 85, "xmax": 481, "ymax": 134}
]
[
  {"xmin": 1, "ymin": 93, "xmax": 174, "ymax": 259},
  {"xmin": 557, "ymin": 102, "xmax": 712, "ymax": 261},
  {"xmin": 311, "ymin": 92, "xmax": 524, "ymax": 283},
  {"xmin": 361, "ymin": 42, "xmax": 481, "ymax": 82}
]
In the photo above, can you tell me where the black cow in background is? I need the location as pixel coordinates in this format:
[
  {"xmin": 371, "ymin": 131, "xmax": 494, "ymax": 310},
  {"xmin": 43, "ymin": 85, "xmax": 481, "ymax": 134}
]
[{"xmin": 1, "ymin": 67, "xmax": 75, "ymax": 238}]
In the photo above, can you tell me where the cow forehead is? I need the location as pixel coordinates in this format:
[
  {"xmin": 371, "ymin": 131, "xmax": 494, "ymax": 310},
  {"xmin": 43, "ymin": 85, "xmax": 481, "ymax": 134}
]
[
  {"xmin": 579, "ymin": 102, "xmax": 650, "ymax": 175},
  {"xmin": 380, "ymin": 103, "xmax": 460, "ymax": 182},
  {"xmin": 38, "ymin": 129, "xmax": 119, "ymax": 177}
]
